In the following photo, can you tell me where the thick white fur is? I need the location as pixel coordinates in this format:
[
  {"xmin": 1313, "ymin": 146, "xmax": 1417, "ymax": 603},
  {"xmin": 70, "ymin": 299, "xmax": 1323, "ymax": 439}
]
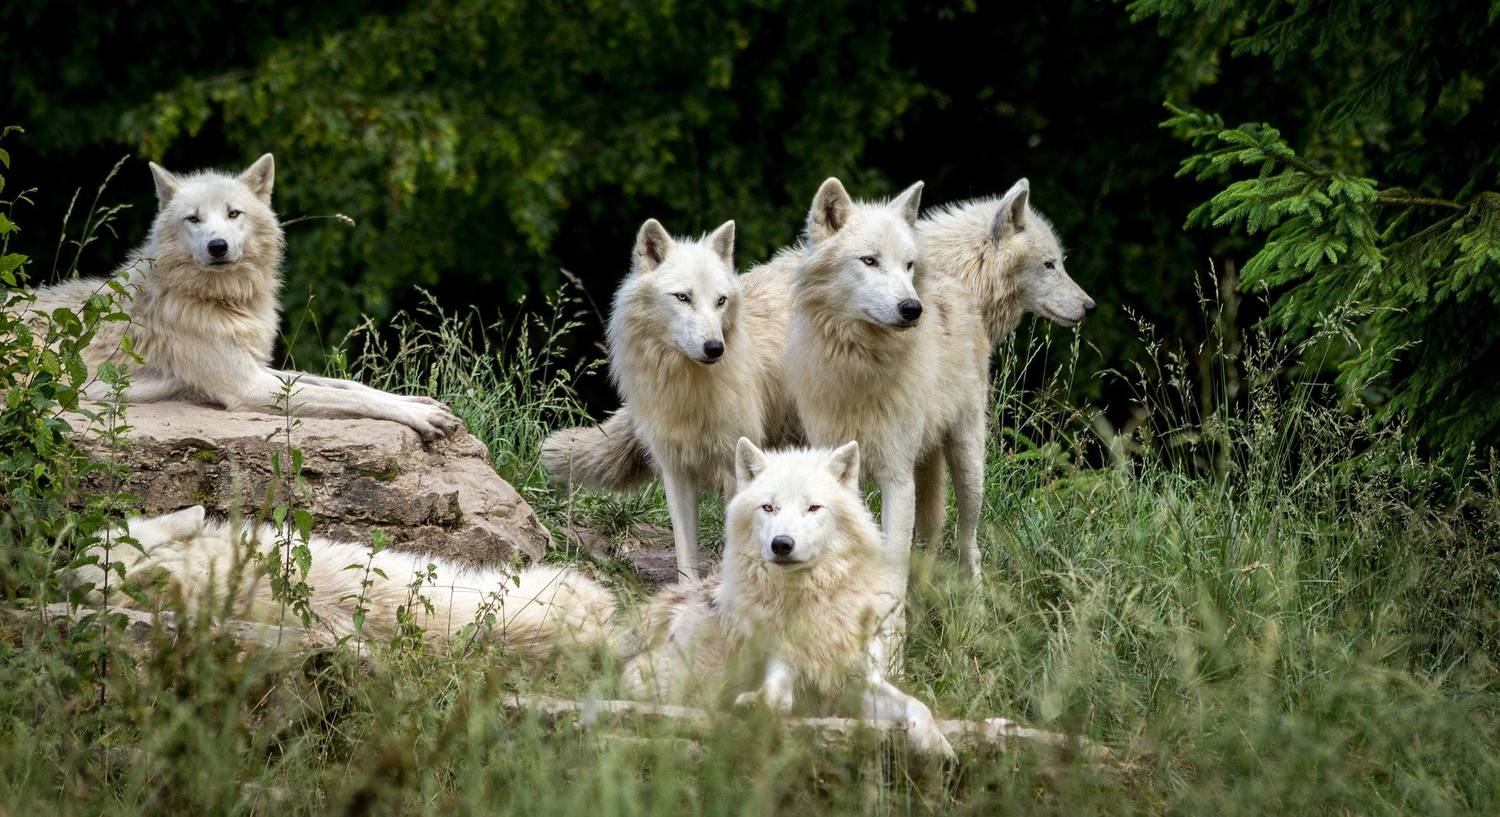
[
  {"xmin": 73, "ymin": 506, "xmax": 616, "ymax": 656},
  {"xmin": 14, "ymin": 155, "xmax": 461, "ymax": 440},
  {"xmin": 620, "ymin": 440, "xmax": 954, "ymax": 758},
  {"xmin": 74, "ymin": 506, "xmax": 615, "ymax": 653},
  {"xmin": 781, "ymin": 178, "xmax": 991, "ymax": 585},
  {"xmin": 558, "ymin": 219, "xmax": 798, "ymax": 579},
  {"xmin": 918, "ymin": 178, "xmax": 1095, "ymax": 345}
]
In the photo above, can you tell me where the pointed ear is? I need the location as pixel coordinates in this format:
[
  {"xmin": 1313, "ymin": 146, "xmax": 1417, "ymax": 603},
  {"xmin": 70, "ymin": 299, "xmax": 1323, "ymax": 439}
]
[
  {"xmin": 149, "ymin": 162, "xmax": 180, "ymax": 207},
  {"xmin": 238, "ymin": 153, "xmax": 275, "ymax": 203},
  {"xmin": 707, "ymin": 220, "xmax": 735, "ymax": 267},
  {"xmin": 734, "ymin": 437, "xmax": 768, "ymax": 491},
  {"xmin": 159, "ymin": 505, "xmax": 207, "ymax": 537},
  {"xmin": 808, "ymin": 177, "xmax": 854, "ymax": 242},
  {"xmin": 634, "ymin": 218, "xmax": 673, "ymax": 273},
  {"xmin": 827, "ymin": 440, "xmax": 860, "ymax": 490},
  {"xmin": 991, "ymin": 178, "xmax": 1030, "ymax": 242},
  {"xmin": 890, "ymin": 181, "xmax": 924, "ymax": 226}
]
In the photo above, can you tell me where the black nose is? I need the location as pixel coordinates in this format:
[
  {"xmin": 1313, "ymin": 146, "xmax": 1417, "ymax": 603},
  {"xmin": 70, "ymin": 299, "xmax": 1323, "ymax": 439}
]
[
  {"xmin": 1083, "ymin": 299, "xmax": 1097, "ymax": 315},
  {"xmin": 898, "ymin": 299, "xmax": 923, "ymax": 322},
  {"xmin": 703, "ymin": 340, "xmax": 724, "ymax": 359},
  {"xmin": 207, "ymin": 239, "xmax": 229, "ymax": 258},
  {"xmin": 770, "ymin": 535, "xmax": 794, "ymax": 557}
]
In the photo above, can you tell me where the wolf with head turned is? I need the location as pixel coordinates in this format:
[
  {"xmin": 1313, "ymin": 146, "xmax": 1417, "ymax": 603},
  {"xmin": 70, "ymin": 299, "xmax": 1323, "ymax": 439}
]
[
  {"xmin": 12, "ymin": 155, "xmax": 461, "ymax": 439},
  {"xmin": 542, "ymin": 218, "xmax": 799, "ymax": 579},
  {"xmin": 619, "ymin": 439, "xmax": 955, "ymax": 759}
]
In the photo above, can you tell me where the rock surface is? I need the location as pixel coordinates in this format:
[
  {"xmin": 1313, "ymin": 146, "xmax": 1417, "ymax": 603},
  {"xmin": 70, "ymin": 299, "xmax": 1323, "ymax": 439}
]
[{"xmin": 67, "ymin": 401, "xmax": 550, "ymax": 564}]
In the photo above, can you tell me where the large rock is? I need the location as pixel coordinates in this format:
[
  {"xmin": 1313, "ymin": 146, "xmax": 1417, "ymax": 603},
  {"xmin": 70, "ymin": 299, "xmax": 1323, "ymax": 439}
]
[{"xmin": 67, "ymin": 401, "xmax": 550, "ymax": 564}]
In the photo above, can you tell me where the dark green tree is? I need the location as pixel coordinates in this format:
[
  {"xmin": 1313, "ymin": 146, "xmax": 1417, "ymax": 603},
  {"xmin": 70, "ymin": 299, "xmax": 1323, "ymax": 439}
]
[{"xmin": 1135, "ymin": 0, "xmax": 1500, "ymax": 461}]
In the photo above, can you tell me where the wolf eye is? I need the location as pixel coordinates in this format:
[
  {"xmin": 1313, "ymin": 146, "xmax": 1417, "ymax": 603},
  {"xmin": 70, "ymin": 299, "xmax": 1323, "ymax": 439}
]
[
  {"xmin": 1043, "ymin": 260, "xmax": 1057, "ymax": 270},
  {"xmin": 715, "ymin": 295, "xmax": 728, "ymax": 307},
  {"xmin": 185, "ymin": 215, "xmax": 200, "ymax": 224},
  {"xmin": 227, "ymin": 209, "xmax": 242, "ymax": 220},
  {"xmin": 859, "ymin": 255, "xmax": 878, "ymax": 267},
  {"xmin": 760, "ymin": 503, "xmax": 774, "ymax": 513},
  {"xmin": 672, "ymin": 293, "xmax": 691, "ymax": 303},
  {"xmin": 906, "ymin": 260, "xmax": 915, "ymax": 271},
  {"xmin": 807, "ymin": 504, "xmax": 822, "ymax": 513}
]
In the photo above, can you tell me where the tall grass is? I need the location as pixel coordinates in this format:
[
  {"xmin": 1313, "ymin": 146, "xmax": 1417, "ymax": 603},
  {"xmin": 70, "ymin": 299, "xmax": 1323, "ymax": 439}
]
[{"xmin": 2, "ymin": 282, "xmax": 1498, "ymax": 814}]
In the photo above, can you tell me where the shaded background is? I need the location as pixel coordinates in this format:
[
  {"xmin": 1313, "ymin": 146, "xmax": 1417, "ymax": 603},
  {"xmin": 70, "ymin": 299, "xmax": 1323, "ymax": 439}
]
[{"xmin": 2, "ymin": 0, "xmax": 1477, "ymax": 427}]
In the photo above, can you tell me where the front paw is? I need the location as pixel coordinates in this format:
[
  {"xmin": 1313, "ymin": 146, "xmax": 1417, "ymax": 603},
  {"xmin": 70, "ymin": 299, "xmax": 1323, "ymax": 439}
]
[
  {"xmin": 408, "ymin": 404, "xmax": 464, "ymax": 441},
  {"xmin": 734, "ymin": 687, "xmax": 793, "ymax": 714},
  {"xmin": 907, "ymin": 718, "xmax": 957, "ymax": 762}
]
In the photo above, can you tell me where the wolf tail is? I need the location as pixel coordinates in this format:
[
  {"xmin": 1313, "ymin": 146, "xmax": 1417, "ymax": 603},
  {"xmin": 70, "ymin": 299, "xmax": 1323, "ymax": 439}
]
[
  {"xmin": 539, "ymin": 409, "xmax": 655, "ymax": 492},
  {"xmin": 77, "ymin": 512, "xmax": 619, "ymax": 660}
]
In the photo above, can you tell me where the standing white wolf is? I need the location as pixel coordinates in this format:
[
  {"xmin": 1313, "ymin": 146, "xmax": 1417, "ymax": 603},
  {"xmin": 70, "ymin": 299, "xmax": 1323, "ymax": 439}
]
[
  {"xmin": 919, "ymin": 178, "xmax": 1095, "ymax": 346},
  {"xmin": 620, "ymin": 439, "xmax": 955, "ymax": 758},
  {"xmin": 73, "ymin": 506, "xmax": 615, "ymax": 656},
  {"xmin": 544, "ymin": 219, "xmax": 797, "ymax": 579},
  {"xmin": 780, "ymin": 178, "xmax": 991, "ymax": 582},
  {"xmin": 12, "ymin": 154, "xmax": 461, "ymax": 440}
]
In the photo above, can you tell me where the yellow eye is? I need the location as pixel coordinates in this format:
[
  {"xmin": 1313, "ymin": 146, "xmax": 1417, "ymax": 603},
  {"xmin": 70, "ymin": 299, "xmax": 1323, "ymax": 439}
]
[
  {"xmin": 185, "ymin": 215, "xmax": 200, "ymax": 224},
  {"xmin": 760, "ymin": 503, "xmax": 774, "ymax": 513},
  {"xmin": 673, "ymin": 293, "xmax": 691, "ymax": 303},
  {"xmin": 228, "ymin": 209, "xmax": 242, "ymax": 219},
  {"xmin": 859, "ymin": 255, "xmax": 878, "ymax": 267},
  {"xmin": 715, "ymin": 295, "xmax": 728, "ymax": 307}
]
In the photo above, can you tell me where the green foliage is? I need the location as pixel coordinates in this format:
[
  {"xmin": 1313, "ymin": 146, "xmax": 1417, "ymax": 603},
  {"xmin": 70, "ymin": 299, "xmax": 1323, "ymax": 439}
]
[{"xmin": 1138, "ymin": 1, "xmax": 1500, "ymax": 461}]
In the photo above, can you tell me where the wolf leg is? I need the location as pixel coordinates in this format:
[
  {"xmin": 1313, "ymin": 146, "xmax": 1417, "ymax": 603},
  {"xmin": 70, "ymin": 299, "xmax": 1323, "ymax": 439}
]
[
  {"xmin": 734, "ymin": 656, "xmax": 795, "ymax": 713},
  {"xmin": 271, "ymin": 369, "xmax": 449, "ymax": 409},
  {"xmin": 945, "ymin": 413, "xmax": 986, "ymax": 582},
  {"xmin": 913, "ymin": 450, "xmax": 947, "ymax": 548},
  {"xmin": 226, "ymin": 370, "xmax": 462, "ymax": 441},
  {"xmin": 661, "ymin": 468, "xmax": 701, "ymax": 580},
  {"xmin": 860, "ymin": 671, "xmax": 956, "ymax": 760}
]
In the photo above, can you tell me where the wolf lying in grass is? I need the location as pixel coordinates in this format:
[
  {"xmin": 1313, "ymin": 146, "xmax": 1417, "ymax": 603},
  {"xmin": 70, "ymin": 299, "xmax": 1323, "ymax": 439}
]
[
  {"xmin": 72, "ymin": 506, "xmax": 616, "ymax": 658},
  {"xmin": 619, "ymin": 439, "xmax": 956, "ymax": 759},
  {"xmin": 10, "ymin": 154, "xmax": 461, "ymax": 440}
]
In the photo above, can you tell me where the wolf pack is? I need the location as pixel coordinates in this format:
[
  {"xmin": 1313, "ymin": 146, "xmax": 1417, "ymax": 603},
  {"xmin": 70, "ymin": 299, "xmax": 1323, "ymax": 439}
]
[{"xmin": 19, "ymin": 155, "xmax": 1093, "ymax": 759}]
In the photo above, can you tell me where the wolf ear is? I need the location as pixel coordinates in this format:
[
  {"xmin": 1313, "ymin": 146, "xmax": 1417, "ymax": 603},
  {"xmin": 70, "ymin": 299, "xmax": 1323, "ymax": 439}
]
[
  {"xmin": 157, "ymin": 505, "xmax": 207, "ymax": 537},
  {"xmin": 707, "ymin": 220, "xmax": 735, "ymax": 268},
  {"xmin": 827, "ymin": 440, "xmax": 861, "ymax": 490},
  {"xmin": 149, "ymin": 162, "xmax": 180, "ymax": 207},
  {"xmin": 890, "ymin": 181, "xmax": 924, "ymax": 226},
  {"xmin": 808, "ymin": 177, "xmax": 854, "ymax": 242},
  {"xmin": 735, "ymin": 437, "xmax": 768, "ymax": 491},
  {"xmin": 634, "ymin": 219, "xmax": 673, "ymax": 273},
  {"xmin": 238, "ymin": 153, "xmax": 276, "ymax": 203},
  {"xmin": 990, "ymin": 178, "xmax": 1030, "ymax": 242}
]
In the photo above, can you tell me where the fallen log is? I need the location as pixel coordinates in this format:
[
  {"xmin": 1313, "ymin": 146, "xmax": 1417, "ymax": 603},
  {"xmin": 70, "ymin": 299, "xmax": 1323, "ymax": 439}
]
[{"xmin": 500, "ymin": 693, "xmax": 1119, "ymax": 768}]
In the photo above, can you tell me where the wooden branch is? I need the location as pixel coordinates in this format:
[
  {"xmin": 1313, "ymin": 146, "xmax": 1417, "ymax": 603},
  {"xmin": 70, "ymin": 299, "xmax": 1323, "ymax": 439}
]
[{"xmin": 501, "ymin": 694, "xmax": 1118, "ymax": 767}]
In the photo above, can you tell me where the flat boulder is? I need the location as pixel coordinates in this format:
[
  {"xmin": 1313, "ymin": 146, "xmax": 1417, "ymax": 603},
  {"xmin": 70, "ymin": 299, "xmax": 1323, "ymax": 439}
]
[{"xmin": 67, "ymin": 401, "xmax": 549, "ymax": 564}]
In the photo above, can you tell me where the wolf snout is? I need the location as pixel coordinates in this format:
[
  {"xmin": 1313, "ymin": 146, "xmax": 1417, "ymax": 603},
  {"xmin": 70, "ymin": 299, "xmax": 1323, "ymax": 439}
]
[
  {"xmin": 703, "ymin": 339, "xmax": 725, "ymax": 360},
  {"xmin": 770, "ymin": 535, "xmax": 795, "ymax": 557},
  {"xmin": 207, "ymin": 239, "xmax": 229, "ymax": 259},
  {"xmin": 897, "ymin": 298, "xmax": 923, "ymax": 324},
  {"xmin": 1083, "ymin": 298, "xmax": 1097, "ymax": 315}
]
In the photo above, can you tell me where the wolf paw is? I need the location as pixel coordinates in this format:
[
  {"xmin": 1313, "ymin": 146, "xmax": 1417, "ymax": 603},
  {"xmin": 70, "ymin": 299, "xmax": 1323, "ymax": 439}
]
[
  {"xmin": 907, "ymin": 717, "xmax": 957, "ymax": 762},
  {"xmin": 734, "ymin": 688, "xmax": 793, "ymax": 714},
  {"xmin": 407, "ymin": 404, "xmax": 464, "ymax": 441}
]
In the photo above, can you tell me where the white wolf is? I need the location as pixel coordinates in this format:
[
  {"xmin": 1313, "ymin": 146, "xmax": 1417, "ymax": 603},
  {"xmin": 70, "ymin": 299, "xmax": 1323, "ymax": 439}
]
[
  {"xmin": 12, "ymin": 155, "xmax": 461, "ymax": 440},
  {"xmin": 540, "ymin": 180, "xmax": 1092, "ymax": 578},
  {"xmin": 777, "ymin": 178, "xmax": 991, "ymax": 584},
  {"xmin": 588, "ymin": 219, "xmax": 795, "ymax": 579},
  {"xmin": 620, "ymin": 439, "xmax": 955, "ymax": 758},
  {"xmin": 73, "ymin": 506, "xmax": 615, "ymax": 656},
  {"xmin": 919, "ymin": 178, "xmax": 1095, "ymax": 345}
]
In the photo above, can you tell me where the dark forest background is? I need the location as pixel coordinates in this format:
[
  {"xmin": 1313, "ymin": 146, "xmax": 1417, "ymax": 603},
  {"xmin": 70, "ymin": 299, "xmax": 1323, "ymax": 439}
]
[{"xmin": 5, "ymin": 0, "xmax": 1498, "ymax": 458}]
